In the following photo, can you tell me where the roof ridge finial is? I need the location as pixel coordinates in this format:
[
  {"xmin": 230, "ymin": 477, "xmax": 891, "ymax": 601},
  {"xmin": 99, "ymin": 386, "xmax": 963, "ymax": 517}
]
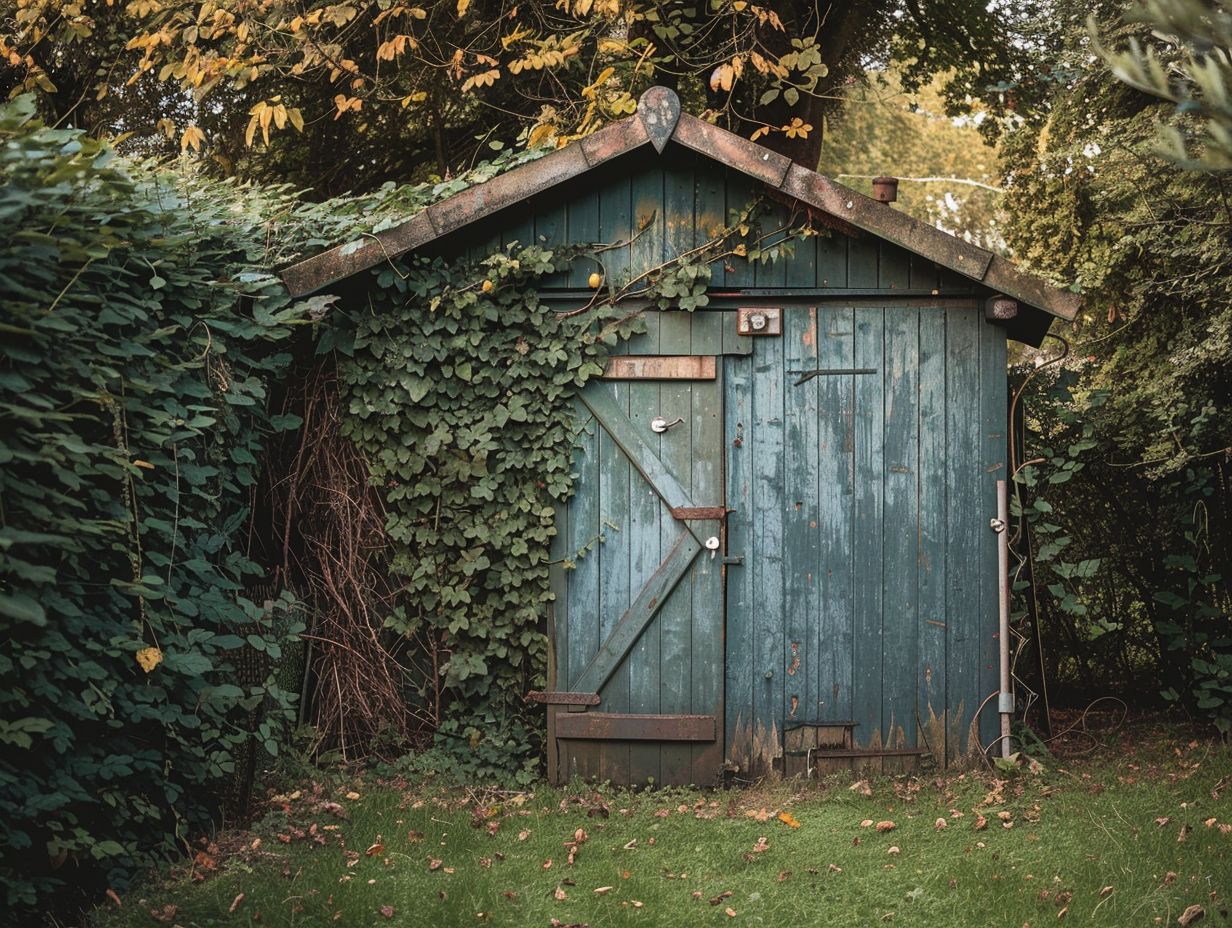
[{"xmin": 638, "ymin": 86, "xmax": 681, "ymax": 154}]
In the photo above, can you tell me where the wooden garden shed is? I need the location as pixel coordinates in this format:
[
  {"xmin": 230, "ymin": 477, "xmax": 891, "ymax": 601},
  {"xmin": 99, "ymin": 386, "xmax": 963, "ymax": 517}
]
[{"xmin": 282, "ymin": 88, "xmax": 1079, "ymax": 787}]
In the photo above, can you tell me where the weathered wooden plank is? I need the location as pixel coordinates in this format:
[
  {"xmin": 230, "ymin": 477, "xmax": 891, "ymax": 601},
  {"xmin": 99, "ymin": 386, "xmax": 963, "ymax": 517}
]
[
  {"xmin": 784, "ymin": 230, "xmax": 817, "ymax": 289},
  {"xmin": 783, "ymin": 307, "xmax": 821, "ymax": 733},
  {"xmin": 689, "ymin": 361, "xmax": 724, "ymax": 784},
  {"xmin": 548, "ymin": 498, "xmax": 570, "ymax": 783},
  {"xmin": 567, "ymin": 187, "xmax": 602, "ymax": 288},
  {"xmin": 622, "ymin": 309, "xmax": 659, "ymax": 356},
  {"xmin": 723, "ymin": 171, "xmax": 756, "ymax": 288},
  {"xmin": 571, "ymin": 530, "xmax": 702, "ymax": 696},
  {"xmin": 979, "ymin": 318, "xmax": 1008, "ymax": 753},
  {"xmin": 882, "ymin": 307, "xmax": 920, "ymax": 749},
  {"xmin": 602, "ymin": 355, "xmax": 716, "ymax": 380},
  {"xmin": 721, "ymin": 312, "xmax": 754, "ymax": 356},
  {"xmin": 673, "ymin": 114, "xmax": 793, "ymax": 187},
  {"xmin": 848, "ymin": 235, "xmax": 879, "ymax": 289},
  {"xmin": 536, "ymin": 196, "xmax": 570, "ymax": 288},
  {"xmin": 852, "ymin": 306, "xmax": 885, "ymax": 753},
  {"xmin": 753, "ymin": 208, "xmax": 789, "ymax": 290},
  {"xmin": 598, "ymin": 169, "xmax": 633, "ymax": 289},
  {"xmin": 694, "ymin": 158, "xmax": 727, "ymax": 253},
  {"xmin": 917, "ymin": 307, "xmax": 949, "ymax": 764},
  {"xmin": 597, "ymin": 381, "xmax": 632, "ymax": 783},
  {"xmin": 578, "ymin": 386, "xmax": 699, "ymax": 523},
  {"xmin": 664, "ymin": 156, "xmax": 695, "ymax": 264},
  {"xmin": 909, "ymin": 252, "xmax": 940, "ymax": 292},
  {"xmin": 878, "ymin": 241, "xmax": 911, "ymax": 291},
  {"xmin": 565, "ymin": 403, "xmax": 602, "ymax": 780},
  {"xmin": 627, "ymin": 375, "xmax": 663, "ymax": 786},
  {"xmin": 816, "ymin": 232, "xmax": 849, "ymax": 289},
  {"xmin": 945, "ymin": 306, "xmax": 982, "ymax": 764},
  {"xmin": 527, "ymin": 691, "xmax": 601, "ymax": 705},
  {"xmin": 816, "ymin": 305, "xmax": 856, "ymax": 724},
  {"xmin": 657, "ymin": 312, "xmax": 695, "ymax": 784},
  {"xmin": 723, "ymin": 356, "xmax": 754, "ymax": 774},
  {"xmin": 630, "ymin": 166, "xmax": 664, "ymax": 294},
  {"xmin": 751, "ymin": 330, "xmax": 786, "ymax": 775},
  {"xmin": 689, "ymin": 312, "xmax": 723, "ymax": 355},
  {"xmin": 555, "ymin": 713, "xmax": 717, "ymax": 742}
]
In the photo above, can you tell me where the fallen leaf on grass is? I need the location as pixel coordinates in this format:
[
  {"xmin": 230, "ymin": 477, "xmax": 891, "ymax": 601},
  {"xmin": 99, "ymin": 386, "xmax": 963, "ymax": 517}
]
[
  {"xmin": 1057, "ymin": 905, "xmax": 1068, "ymax": 919},
  {"xmin": 1177, "ymin": 904, "xmax": 1204, "ymax": 926},
  {"xmin": 428, "ymin": 858, "xmax": 443, "ymax": 871},
  {"xmin": 850, "ymin": 779, "xmax": 873, "ymax": 796},
  {"xmin": 751, "ymin": 837, "xmax": 769, "ymax": 853},
  {"xmin": 554, "ymin": 886, "xmax": 568, "ymax": 901},
  {"xmin": 631, "ymin": 900, "xmax": 644, "ymax": 908},
  {"xmin": 860, "ymin": 819, "xmax": 874, "ymax": 828},
  {"xmin": 725, "ymin": 907, "xmax": 737, "ymax": 918},
  {"xmin": 1155, "ymin": 817, "xmax": 1172, "ymax": 827},
  {"xmin": 623, "ymin": 839, "xmax": 638, "ymax": 850},
  {"xmin": 379, "ymin": 905, "xmax": 395, "ymax": 919},
  {"xmin": 1178, "ymin": 824, "xmax": 1191, "ymax": 843},
  {"xmin": 593, "ymin": 886, "xmax": 613, "ymax": 895},
  {"xmin": 745, "ymin": 808, "xmax": 776, "ymax": 822},
  {"xmin": 997, "ymin": 811, "xmax": 1012, "ymax": 822},
  {"xmin": 935, "ymin": 818, "xmax": 948, "ymax": 830},
  {"xmin": 887, "ymin": 846, "xmax": 901, "ymax": 856},
  {"xmin": 777, "ymin": 870, "xmax": 792, "ymax": 881},
  {"xmin": 543, "ymin": 858, "xmax": 553, "ymax": 869},
  {"xmin": 777, "ymin": 812, "xmax": 801, "ymax": 828},
  {"xmin": 875, "ymin": 821, "xmax": 896, "ymax": 833},
  {"xmin": 105, "ymin": 889, "xmax": 121, "ymax": 907},
  {"xmin": 1099, "ymin": 886, "xmax": 1114, "ymax": 897},
  {"xmin": 1164, "ymin": 872, "xmax": 1178, "ymax": 885},
  {"xmin": 345, "ymin": 791, "xmax": 361, "ymax": 801},
  {"xmin": 228, "ymin": 893, "xmax": 245, "ymax": 914},
  {"xmin": 709, "ymin": 890, "xmax": 733, "ymax": 905},
  {"xmin": 828, "ymin": 863, "xmax": 843, "ymax": 873},
  {"xmin": 974, "ymin": 815, "xmax": 988, "ymax": 831},
  {"xmin": 149, "ymin": 905, "xmax": 177, "ymax": 924},
  {"xmin": 1203, "ymin": 817, "xmax": 1217, "ymax": 828},
  {"xmin": 366, "ymin": 838, "xmax": 385, "ymax": 857},
  {"xmin": 517, "ymin": 830, "xmax": 530, "ymax": 841}
]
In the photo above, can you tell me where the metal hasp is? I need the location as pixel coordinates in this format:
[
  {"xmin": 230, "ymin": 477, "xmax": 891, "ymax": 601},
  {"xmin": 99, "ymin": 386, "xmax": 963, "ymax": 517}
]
[{"xmin": 736, "ymin": 307, "xmax": 782, "ymax": 336}]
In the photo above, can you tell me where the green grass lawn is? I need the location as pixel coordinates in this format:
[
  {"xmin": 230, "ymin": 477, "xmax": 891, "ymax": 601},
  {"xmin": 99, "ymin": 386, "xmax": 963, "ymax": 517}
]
[{"xmin": 90, "ymin": 728, "xmax": 1231, "ymax": 928}]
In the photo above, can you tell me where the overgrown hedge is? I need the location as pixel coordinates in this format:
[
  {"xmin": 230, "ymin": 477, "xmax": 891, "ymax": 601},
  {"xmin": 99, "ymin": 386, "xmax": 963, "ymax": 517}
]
[{"xmin": 0, "ymin": 98, "xmax": 317, "ymax": 915}]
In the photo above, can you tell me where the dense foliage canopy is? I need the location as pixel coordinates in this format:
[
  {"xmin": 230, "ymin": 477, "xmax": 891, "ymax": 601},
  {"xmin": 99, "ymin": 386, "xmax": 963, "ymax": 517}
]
[{"xmin": 2, "ymin": 0, "xmax": 1021, "ymax": 194}]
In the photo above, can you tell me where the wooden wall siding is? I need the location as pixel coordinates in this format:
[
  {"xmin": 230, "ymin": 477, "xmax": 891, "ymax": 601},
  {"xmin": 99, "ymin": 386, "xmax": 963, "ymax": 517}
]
[
  {"xmin": 443, "ymin": 151, "xmax": 979, "ymax": 296},
  {"xmin": 723, "ymin": 305, "xmax": 1006, "ymax": 777},
  {"xmin": 550, "ymin": 340, "xmax": 724, "ymax": 787}
]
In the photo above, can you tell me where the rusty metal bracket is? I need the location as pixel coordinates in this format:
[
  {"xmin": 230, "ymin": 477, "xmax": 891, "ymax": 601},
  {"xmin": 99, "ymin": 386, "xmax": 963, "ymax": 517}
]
[
  {"xmin": 670, "ymin": 506, "xmax": 730, "ymax": 521},
  {"xmin": 526, "ymin": 691, "xmax": 601, "ymax": 706}
]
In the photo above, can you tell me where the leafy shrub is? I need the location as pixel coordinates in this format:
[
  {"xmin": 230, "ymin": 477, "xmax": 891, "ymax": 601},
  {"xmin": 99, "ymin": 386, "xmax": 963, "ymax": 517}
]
[{"xmin": 0, "ymin": 98, "xmax": 310, "ymax": 916}]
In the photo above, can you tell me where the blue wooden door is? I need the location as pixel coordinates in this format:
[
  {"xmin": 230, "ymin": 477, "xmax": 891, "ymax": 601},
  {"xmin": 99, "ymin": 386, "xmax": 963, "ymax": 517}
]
[
  {"xmin": 724, "ymin": 305, "xmax": 1005, "ymax": 777},
  {"xmin": 549, "ymin": 369, "xmax": 725, "ymax": 787}
]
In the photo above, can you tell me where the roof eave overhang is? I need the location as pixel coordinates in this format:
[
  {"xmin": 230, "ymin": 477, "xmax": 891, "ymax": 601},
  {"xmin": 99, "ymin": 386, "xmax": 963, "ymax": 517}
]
[{"xmin": 280, "ymin": 87, "xmax": 1080, "ymax": 328}]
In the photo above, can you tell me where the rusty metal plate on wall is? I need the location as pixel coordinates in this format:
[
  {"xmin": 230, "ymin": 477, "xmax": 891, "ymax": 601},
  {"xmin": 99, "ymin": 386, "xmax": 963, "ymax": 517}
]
[{"xmin": 602, "ymin": 355, "xmax": 716, "ymax": 380}]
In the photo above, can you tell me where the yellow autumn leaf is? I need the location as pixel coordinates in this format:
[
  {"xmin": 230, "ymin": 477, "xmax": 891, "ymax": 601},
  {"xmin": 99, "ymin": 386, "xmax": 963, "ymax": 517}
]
[
  {"xmin": 778, "ymin": 811, "xmax": 801, "ymax": 828},
  {"xmin": 136, "ymin": 647, "xmax": 162, "ymax": 673},
  {"xmin": 180, "ymin": 125, "xmax": 205, "ymax": 152},
  {"xmin": 457, "ymin": 0, "xmax": 471, "ymax": 15}
]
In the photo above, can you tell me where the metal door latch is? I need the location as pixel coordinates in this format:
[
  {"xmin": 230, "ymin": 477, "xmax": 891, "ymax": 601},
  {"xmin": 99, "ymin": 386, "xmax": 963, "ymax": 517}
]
[
  {"xmin": 651, "ymin": 416, "xmax": 684, "ymax": 433},
  {"xmin": 989, "ymin": 517, "xmax": 1006, "ymax": 533},
  {"xmin": 705, "ymin": 535, "xmax": 720, "ymax": 559}
]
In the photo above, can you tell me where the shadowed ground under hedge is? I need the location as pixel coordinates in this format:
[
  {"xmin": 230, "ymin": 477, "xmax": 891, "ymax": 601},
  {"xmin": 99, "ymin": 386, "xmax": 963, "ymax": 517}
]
[{"xmin": 91, "ymin": 721, "xmax": 1230, "ymax": 928}]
